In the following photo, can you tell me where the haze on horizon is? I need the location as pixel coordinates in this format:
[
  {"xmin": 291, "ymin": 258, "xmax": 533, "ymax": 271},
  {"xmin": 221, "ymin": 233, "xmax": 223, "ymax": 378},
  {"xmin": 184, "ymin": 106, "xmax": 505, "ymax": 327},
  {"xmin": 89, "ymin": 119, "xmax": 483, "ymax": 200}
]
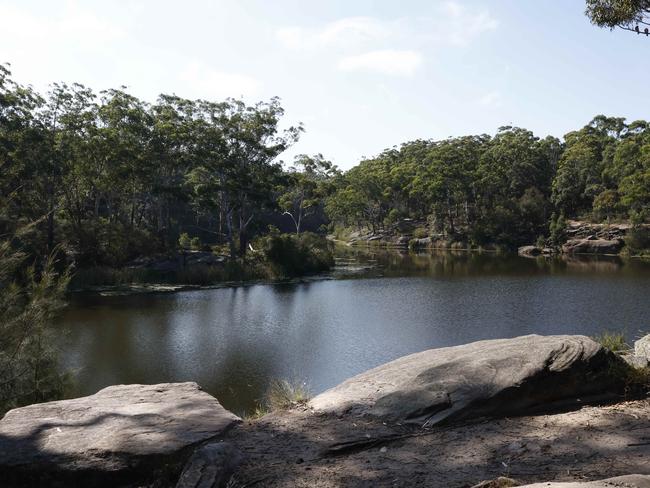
[{"xmin": 1, "ymin": 0, "xmax": 648, "ymax": 169}]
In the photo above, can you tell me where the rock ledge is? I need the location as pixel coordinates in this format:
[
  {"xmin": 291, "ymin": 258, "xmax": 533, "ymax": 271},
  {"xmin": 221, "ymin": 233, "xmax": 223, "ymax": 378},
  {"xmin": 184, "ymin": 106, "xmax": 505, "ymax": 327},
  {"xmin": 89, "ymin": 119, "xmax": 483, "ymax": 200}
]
[{"xmin": 0, "ymin": 382, "xmax": 241, "ymax": 487}]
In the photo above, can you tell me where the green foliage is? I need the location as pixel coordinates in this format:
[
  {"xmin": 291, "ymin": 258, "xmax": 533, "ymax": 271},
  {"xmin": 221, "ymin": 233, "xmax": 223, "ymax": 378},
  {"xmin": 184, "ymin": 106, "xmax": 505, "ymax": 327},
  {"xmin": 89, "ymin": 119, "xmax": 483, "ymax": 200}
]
[
  {"xmin": 178, "ymin": 233, "xmax": 191, "ymax": 250},
  {"xmin": 413, "ymin": 226, "xmax": 429, "ymax": 239},
  {"xmin": 624, "ymin": 207, "xmax": 650, "ymax": 255},
  {"xmin": 3, "ymin": 62, "xmax": 650, "ymax": 271},
  {"xmin": 593, "ymin": 189, "xmax": 620, "ymax": 220},
  {"xmin": 385, "ymin": 208, "xmax": 402, "ymax": 225},
  {"xmin": 0, "ymin": 240, "xmax": 70, "ymax": 414},
  {"xmin": 0, "ymin": 64, "xmax": 311, "ymax": 275},
  {"xmin": 326, "ymin": 128, "xmax": 562, "ymax": 249},
  {"xmin": 279, "ymin": 154, "xmax": 339, "ymax": 234},
  {"xmin": 190, "ymin": 236, "xmax": 201, "ymax": 250},
  {"xmin": 258, "ymin": 232, "xmax": 334, "ymax": 278},
  {"xmin": 593, "ymin": 330, "xmax": 629, "ymax": 352},
  {"xmin": 324, "ymin": 116, "xmax": 649, "ymax": 250},
  {"xmin": 585, "ymin": 0, "xmax": 650, "ymax": 33},
  {"xmin": 549, "ymin": 212, "xmax": 568, "ymax": 248}
]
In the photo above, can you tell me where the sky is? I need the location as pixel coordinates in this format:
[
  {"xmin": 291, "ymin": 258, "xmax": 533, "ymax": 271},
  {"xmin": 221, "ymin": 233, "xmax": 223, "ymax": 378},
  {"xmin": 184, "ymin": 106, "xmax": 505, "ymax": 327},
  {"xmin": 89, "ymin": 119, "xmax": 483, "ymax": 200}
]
[{"xmin": 1, "ymin": 0, "xmax": 649, "ymax": 169}]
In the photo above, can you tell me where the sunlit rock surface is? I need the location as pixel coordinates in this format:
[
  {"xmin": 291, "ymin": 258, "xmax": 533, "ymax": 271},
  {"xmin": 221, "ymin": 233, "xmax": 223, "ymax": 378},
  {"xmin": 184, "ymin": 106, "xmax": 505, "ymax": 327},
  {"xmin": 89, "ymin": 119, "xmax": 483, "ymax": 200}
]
[
  {"xmin": 310, "ymin": 335, "xmax": 625, "ymax": 425},
  {"xmin": 0, "ymin": 382, "xmax": 240, "ymax": 487},
  {"xmin": 518, "ymin": 474, "xmax": 650, "ymax": 487}
]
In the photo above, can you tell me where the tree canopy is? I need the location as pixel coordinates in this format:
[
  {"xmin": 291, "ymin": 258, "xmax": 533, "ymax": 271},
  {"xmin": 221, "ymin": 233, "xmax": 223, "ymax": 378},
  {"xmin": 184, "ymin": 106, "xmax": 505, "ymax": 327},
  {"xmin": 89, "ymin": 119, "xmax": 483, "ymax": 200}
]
[
  {"xmin": 585, "ymin": 0, "xmax": 650, "ymax": 35},
  {"xmin": 1, "ymin": 64, "xmax": 649, "ymax": 265}
]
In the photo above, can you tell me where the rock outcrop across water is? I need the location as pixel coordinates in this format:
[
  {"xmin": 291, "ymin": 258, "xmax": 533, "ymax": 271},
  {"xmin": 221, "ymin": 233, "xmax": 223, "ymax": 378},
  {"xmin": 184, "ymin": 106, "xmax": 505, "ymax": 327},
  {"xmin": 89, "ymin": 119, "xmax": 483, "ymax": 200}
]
[
  {"xmin": 562, "ymin": 238, "xmax": 624, "ymax": 255},
  {"xmin": 0, "ymin": 382, "xmax": 241, "ymax": 487},
  {"xmin": 309, "ymin": 334, "xmax": 625, "ymax": 425}
]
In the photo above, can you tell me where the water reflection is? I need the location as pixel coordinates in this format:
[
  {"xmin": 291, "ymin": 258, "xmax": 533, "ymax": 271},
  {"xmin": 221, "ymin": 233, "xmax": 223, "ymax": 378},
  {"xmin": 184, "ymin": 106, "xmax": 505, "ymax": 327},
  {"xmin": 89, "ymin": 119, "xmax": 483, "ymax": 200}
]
[{"xmin": 59, "ymin": 249, "xmax": 650, "ymax": 414}]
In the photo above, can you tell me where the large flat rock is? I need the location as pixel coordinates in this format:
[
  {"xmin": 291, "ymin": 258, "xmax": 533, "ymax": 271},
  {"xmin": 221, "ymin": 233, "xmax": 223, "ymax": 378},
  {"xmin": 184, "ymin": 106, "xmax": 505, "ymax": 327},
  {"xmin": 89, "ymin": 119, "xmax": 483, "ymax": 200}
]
[
  {"xmin": 0, "ymin": 382, "xmax": 241, "ymax": 487},
  {"xmin": 309, "ymin": 335, "xmax": 625, "ymax": 425},
  {"xmin": 518, "ymin": 475, "xmax": 650, "ymax": 487}
]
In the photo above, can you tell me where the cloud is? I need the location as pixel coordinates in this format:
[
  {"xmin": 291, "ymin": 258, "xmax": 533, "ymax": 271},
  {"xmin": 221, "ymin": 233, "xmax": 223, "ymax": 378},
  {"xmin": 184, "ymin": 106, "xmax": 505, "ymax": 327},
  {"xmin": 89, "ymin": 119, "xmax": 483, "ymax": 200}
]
[
  {"xmin": 479, "ymin": 91, "xmax": 502, "ymax": 107},
  {"xmin": 276, "ymin": 16, "xmax": 392, "ymax": 50},
  {"xmin": 0, "ymin": 0, "xmax": 132, "ymax": 92},
  {"xmin": 179, "ymin": 61, "xmax": 262, "ymax": 100},
  {"xmin": 436, "ymin": 1, "xmax": 499, "ymax": 46},
  {"xmin": 276, "ymin": 5, "xmax": 497, "ymax": 78},
  {"xmin": 338, "ymin": 50, "xmax": 423, "ymax": 77},
  {"xmin": 0, "ymin": 1, "xmax": 125, "ymax": 47},
  {"xmin": 276, "ymin": 4, "xmax": 498, "ymax": 53}
]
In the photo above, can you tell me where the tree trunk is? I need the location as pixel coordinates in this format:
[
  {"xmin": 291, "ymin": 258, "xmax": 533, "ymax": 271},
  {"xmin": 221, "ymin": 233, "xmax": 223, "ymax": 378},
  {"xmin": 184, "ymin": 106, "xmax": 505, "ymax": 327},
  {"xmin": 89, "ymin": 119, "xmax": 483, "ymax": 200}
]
[{"xmin": 225, "ymin": 209, "xmax": 236, "ymax": 260}]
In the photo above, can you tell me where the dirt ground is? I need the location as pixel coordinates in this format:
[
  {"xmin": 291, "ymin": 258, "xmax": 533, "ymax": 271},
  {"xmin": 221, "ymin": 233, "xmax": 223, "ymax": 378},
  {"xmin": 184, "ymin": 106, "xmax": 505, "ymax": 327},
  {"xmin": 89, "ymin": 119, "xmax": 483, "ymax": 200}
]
[{"xmin": 223, "ymin": 399, "xmax": 650, "ymax": 487}]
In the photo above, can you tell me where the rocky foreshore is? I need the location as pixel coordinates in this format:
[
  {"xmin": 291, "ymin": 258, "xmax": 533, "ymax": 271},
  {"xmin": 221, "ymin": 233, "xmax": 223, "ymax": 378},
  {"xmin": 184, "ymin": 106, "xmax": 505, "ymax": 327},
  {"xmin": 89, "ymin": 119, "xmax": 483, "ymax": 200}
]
[
  {"xmin": 2, "ymin": 334, "xmax": 650, "ymax": 487},
  {"xmin": 343, "ymin": 219, "xmax": 648, "ymax": 257},
  {"xmin": 518, "ymin": 220, "xmax": 650, "ymax": 257}
]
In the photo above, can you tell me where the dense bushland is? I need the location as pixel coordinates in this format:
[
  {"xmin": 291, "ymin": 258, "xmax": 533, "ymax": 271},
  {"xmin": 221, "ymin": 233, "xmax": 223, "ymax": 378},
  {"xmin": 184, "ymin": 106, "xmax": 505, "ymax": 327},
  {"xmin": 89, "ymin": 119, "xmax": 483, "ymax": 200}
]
[
  {"xmin": 3, "ymin": 64, "xmax": 649, "ymax": 274},
  {"xmin": 0, "ymin": 64, "xmax": 337, "ymax": 274},
  {"xmin": 327, "ymin": 118, "xmax": 649, "ymax": 249}
]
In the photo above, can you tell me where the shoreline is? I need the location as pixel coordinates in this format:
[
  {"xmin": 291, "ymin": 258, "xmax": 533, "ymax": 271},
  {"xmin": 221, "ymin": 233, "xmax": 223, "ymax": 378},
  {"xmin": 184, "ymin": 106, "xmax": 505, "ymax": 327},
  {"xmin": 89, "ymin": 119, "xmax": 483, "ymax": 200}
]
[
  {"xmin": 4, "ymin": 333, "xmax": 650, "ymax": 487},
  {"xmin": 67, "ymin": 247, "xmax": 649, "ymax": 297}
]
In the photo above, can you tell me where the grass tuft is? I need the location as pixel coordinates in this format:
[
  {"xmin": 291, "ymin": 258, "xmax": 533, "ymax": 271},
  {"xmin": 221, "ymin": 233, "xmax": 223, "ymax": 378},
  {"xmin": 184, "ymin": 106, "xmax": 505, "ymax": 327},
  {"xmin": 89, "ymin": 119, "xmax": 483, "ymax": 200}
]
[
  {"xmin": 245, "ymin": 378, "xmax": 311, "ymax": 421},
  {"xmin": 266, "ymin": 378, "xmax": 311, "ymax": 411},
  {"xmin": 593, "ymin": 330, "xmax": 630, "ymax": 352}
]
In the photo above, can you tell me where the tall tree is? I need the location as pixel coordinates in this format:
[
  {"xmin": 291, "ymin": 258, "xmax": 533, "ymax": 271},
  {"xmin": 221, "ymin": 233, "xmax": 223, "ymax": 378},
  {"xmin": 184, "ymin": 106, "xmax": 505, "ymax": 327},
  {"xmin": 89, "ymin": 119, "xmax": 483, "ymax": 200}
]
[
  {"xmin": 187, "ymin": 98, "xmax": 302, "ymax": 257},
  {"xmin": 586, "ymin": 0, "xmax": 650, "ymax": 35},
  {"xmin": 279, "ymin": 154, "xmax": 338, "ymax": 234}
]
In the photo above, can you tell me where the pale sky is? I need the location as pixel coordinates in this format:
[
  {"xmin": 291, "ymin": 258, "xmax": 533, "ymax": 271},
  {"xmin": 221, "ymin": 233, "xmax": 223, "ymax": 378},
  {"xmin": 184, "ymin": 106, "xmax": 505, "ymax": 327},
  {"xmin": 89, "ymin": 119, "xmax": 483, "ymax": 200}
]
[{"xmin": 1, "ymin": 0, "xmax": 648, "ymax": 169}]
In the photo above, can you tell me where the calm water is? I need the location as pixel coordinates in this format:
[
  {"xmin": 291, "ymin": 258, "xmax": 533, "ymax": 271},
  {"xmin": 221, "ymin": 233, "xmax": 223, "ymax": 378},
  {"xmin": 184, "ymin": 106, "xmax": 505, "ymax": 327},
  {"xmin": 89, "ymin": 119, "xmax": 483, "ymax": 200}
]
[{"xmin": 59, "ymin": 249, "xmax": 650, "ymax": 415}]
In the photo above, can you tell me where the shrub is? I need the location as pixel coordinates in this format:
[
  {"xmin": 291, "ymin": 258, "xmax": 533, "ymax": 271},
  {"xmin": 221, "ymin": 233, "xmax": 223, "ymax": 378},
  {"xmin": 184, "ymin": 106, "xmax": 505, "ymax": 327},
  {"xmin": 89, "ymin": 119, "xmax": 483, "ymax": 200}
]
[
  {"xmin": 1, "ymin": 244, "xmax": 71, "ymax": 414},
  {"xmin": 549, "ymin": 212, "xmax": 567, "ymax": 247},
  {"xmin": 385, "ymin": 208, "xmax": 401, "ymax": 225},
  {"xmin": 190, "ymin": 236, "xmax": 202, "ymax": 250},
  {"xmin": 258, "ymin": 232, "xmax": 334, "ymax": 278},
  {"xmin": 413, "ymin": 226, "xmax": 429, "ymax": 239},
  {"xmin": 625, "ymin": 212, "xmax": 650, "ymax": 252},
  {"xmin": 626, "ymin": 226, "xmax": 650, "ymax": 253},
  {"xmin": 178, "ymin": 233, "xmax": 191, "ymax": 250},
  {"xmin": 592, "ymin": 189, "xmax": 620, "ymax": 221}
]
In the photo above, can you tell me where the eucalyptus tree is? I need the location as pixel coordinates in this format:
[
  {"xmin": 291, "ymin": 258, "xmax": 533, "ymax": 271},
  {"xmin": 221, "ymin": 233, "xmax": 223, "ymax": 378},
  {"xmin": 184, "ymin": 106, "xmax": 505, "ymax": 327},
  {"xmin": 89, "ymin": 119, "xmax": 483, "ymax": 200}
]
[
  {"xmin": 42, "ymin": 83, "xmax": 97, "ymax": 254},
  {"xmin": 149, "ymin": 95, "xmax": 199, "ymax": 236},
  {"xmin": 0, "ymin": 64, "xmax": 48, "ymax": 244},
  {"xmin": 411, "ymin": 135, "xmax": 488, "ymax": 235},
  {"xmin": 279, "ymin": 153, "xmax": 339, "ymax": 234},
  {"xmin": 187, "ymin": 97, "xmax": 302, "ymax": 257},
  {"xmin": 586, "ymin": 0, "xmax": 650, "ymax": 35},
  {"xmin": 552, "ymin": 116, "xmax": 626, "ymax": 218}
]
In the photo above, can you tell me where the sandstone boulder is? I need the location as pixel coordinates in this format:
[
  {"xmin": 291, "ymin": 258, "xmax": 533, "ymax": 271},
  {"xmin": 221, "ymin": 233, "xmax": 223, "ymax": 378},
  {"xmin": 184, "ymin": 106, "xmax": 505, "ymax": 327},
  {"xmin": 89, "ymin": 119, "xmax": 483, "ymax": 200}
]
[
  {"xmin": 562, "ymin": 238, "xmax": 623, "ymax": 255},
  {"xmin": 410, "ymin": 237, "xmax": 432, "ymax": 248},
  {"xmin": 175, "ymin": 442, "xmax": 244, "ymax": 488},
  {"xmin": 517, "ymin": 474, "xmax": 650, "ymax": 487},
  {"xmin": 309, "ymin": 335, "xmax": 625, "ymax": 425},
  {"xmin": 635, "ymin": 334, "xmax": 650, "ymax": 363},
  {"xmin": 394, "ymin": 235, "xmax": 411, "ymax": 246},
  {"xmin": 518, "ymin": 245, "xmax": 542, "ymax": 257},
  {"xmin": 0, "ymin": 382, "xmax": 241, "ymax": 487}
]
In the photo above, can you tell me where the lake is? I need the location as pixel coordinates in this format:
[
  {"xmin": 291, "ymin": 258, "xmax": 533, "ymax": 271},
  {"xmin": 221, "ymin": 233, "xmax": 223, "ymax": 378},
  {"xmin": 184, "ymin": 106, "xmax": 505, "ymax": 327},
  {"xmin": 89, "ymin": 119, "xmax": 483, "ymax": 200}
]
[{"xmin": 59, "ymin": 248, "xmax": 650, "ymax": 415}]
